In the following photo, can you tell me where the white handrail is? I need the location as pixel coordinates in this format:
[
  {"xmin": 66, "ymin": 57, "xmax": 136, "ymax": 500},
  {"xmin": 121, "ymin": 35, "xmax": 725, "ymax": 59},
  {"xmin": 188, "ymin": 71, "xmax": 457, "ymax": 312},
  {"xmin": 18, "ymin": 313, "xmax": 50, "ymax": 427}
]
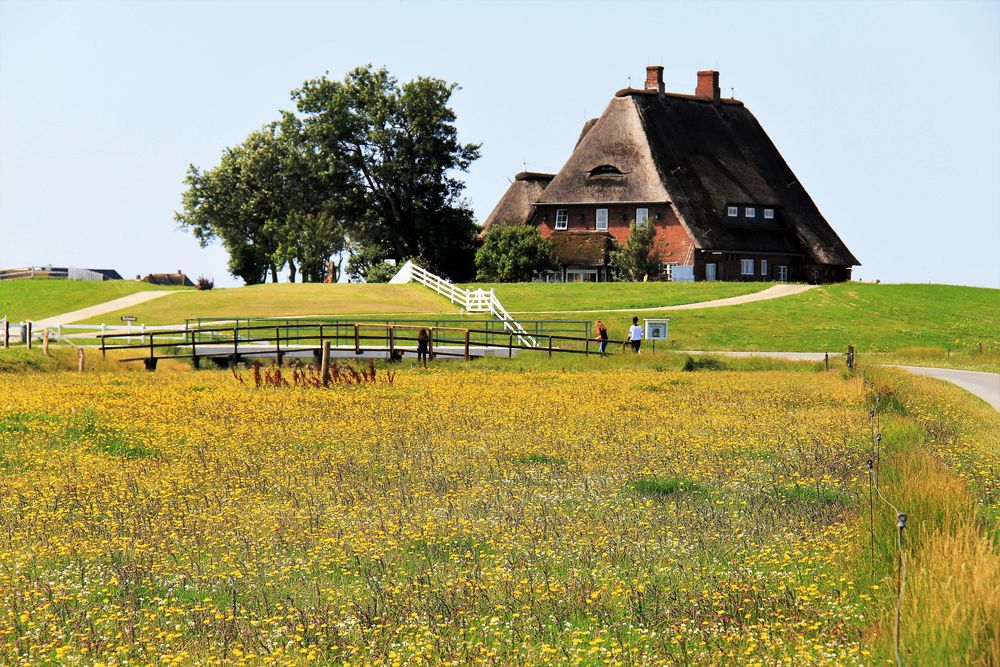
[{"xmin": 390, "ymin": 261, "xmax": 536, "ymax": 347}]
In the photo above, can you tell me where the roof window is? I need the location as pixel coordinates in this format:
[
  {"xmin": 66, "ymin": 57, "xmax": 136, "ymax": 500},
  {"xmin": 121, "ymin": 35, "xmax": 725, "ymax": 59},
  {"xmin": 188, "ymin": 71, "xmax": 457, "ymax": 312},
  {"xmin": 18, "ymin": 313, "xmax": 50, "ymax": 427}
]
[{"xmin": 588, "ymin": 164, "xmax": 623, "ymax": 177}]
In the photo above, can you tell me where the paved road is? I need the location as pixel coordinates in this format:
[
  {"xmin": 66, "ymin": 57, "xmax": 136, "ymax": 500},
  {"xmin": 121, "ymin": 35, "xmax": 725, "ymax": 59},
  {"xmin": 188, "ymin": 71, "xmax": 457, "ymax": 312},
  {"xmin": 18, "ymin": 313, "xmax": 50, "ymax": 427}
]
[
  {"xmin": 891, "ymin": 366, "xmax": 1000, "ymax": 411},
  {"xmin": 516, "ymin": 283, "xmax": 815, "ymax": 314},
  {"xmin": 33, "ymin": 291, "xmax": 180, "ymax": 327}
]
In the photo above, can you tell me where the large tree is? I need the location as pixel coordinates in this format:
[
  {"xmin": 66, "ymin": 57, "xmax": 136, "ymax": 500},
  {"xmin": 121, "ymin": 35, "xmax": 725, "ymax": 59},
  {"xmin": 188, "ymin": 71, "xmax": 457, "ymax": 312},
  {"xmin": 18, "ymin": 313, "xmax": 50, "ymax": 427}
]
[
  {"xmin": 176, "ymin": 121, "xmax": 329, "ymax": 284},
  {"xmin": 293, "ymin": 65, "xmax": 480, "ymax": 281}
]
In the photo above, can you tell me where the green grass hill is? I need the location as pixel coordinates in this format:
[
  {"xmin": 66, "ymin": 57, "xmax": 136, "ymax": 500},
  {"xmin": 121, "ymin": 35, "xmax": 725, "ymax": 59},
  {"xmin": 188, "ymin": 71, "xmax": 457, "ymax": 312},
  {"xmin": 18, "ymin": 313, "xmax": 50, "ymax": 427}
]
[{"xmin": 0, "ymin": 279, "xmax": 180, "ymax": 323}]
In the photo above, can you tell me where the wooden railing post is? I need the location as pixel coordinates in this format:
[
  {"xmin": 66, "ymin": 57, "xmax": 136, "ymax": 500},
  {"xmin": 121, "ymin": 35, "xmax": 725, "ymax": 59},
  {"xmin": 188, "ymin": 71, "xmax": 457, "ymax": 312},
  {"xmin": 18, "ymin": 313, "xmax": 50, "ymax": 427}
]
[
  {"xmin": 509, "ymin": 333, "xmax": 513, "ymax": 359},
  {"xmin": 190, "ymin": 329, "xmax": 199, "ymax": 369},
  {"xmin": 428, "ymin": 328, "xmax": 435, "ymax": 360},
  {"xmin": 464, "ymin": 329, "xmax": 470, "ymax": 361},
  {"xmin": 320, "ymin": 341, "xmax": 331, "ymax": 384},
  {"xmin": 548, "ymin": 336, "xmax": 552, "ymax": 358},
  {"xmin": 77, "ymin": 348, "xmax": 85, "ymax": 373},
  {"xmin": 43, "ymin": 329, "xmax": 49, "ymax": 356},
  {"xmin": 233, "ymin": 328, "xmax": 239, "ymax": 361},
  {"xmin": 354, "ymin": 324, "xmax": 361, "ymax": 355},
  {"xmin": 388, "ymin": 325, "xmax": 395, "ymax": 360},
  {"xmin": 2, "ymin": 317, "xmax": 9, "ymax": 349},
  {"xmin": 25, "ymin": 321, "xmax": 32, "ymax": 350}
]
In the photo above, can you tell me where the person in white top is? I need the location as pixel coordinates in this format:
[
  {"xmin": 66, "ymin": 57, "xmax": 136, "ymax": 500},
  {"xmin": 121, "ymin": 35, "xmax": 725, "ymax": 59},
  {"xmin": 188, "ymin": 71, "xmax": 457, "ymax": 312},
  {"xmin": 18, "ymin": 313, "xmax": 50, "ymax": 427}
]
[{"xmin": 627, "ymin": 316, "xmax": 643, "ymax": 353}]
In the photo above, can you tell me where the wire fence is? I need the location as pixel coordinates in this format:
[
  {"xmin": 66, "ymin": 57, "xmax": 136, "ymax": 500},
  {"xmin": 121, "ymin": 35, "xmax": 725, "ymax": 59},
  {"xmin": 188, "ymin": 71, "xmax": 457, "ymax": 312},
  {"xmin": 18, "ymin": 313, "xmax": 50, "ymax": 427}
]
[{"xmin": 864, "ymin": 381, "xmax": 908, "ymax": 666}]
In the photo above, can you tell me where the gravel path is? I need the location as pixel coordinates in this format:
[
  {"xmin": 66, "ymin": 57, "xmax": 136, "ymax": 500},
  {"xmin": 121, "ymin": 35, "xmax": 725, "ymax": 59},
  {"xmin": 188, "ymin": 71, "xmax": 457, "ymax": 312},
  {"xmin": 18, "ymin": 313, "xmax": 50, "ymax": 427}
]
[
  {"xmin": 33, "ymin": 291, "xmax": 181, "ymax": 326},
  {"xmin": 515, "ymin": 283, "xmax": 815, "ymax": 314}
]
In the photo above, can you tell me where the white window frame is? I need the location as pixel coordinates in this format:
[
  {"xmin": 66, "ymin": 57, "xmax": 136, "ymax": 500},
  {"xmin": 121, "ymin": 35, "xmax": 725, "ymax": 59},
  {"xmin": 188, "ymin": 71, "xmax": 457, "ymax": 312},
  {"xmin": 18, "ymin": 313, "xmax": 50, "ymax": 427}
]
[
  {"xmin": 777, "ymin": 265, "xmax": 789, "ymax": 282},
  {"xmin": 745, "ymin": 207, "xmax": 756, "ymax": 219},
  {"xmin": 760, "ymin": 259, "xmax": 768, "ymax": 276},
  {"xmin": 595, "ymin": 208, "xmax": 608, "ymax": 231},
  {"xmin": 741, "ymin": 259, "xmax": 755, "ymax": 276},
  {"xmin": 661, "ymin": 262, "xmax": 679, "ymax": 281},
  {"xmin": 555, "ymin": 209, "xmax": 568, "ymax": 230},
  {"xmin": 727, "ymin": 206, "xmax": 738, "ymax": 217},
  {"xmin": 636, "ymin": 208, "xmax": 649, "ymax": 228},
  {"xmin": 763, "ymin": 208, "xmax": 774, "ymax": 220}
]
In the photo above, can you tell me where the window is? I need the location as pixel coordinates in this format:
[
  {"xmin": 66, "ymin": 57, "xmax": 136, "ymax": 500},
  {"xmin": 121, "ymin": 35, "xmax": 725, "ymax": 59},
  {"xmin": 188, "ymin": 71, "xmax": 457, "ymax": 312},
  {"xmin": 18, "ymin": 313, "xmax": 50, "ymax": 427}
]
[
  {"xmin": 777, "ymin": 265, "xmax": 789, "ymax": 281},
  {"xmin": 661, "ymin": 262, "xmax": 679, "ymax": 281},
  {"xmin": 705, "ymin": 263, "xmax": 717, "ymax": 281},
  {"xmin": 741, "ymin": 259, "xmax": 755, "ymax": 276},
  {"xmin": 588, "ymin": 164, "xmax": 623, "ymax": 176},
  {"xmin": 636, "ymin": 208, "xmax": 649, "ymax": 228},
  {"xmin": 745, "ymin": 207, "xmax": 756, "ymax": 218},
  {"xmin": 761, "ymin": 259, "xmax": 768, "ymax": 276},
  {"xmin": 727, "ymin": 206, "xmax": 739, "ymax": 217},
  {"xmin": 596, "ymin": 208, "xmax": 608, "ymax": 231},
  {"xmin": 555, "ymin": 209, "xmax": 568, "ymax": 230},
  {"xmin": 764, "ymin": 208, "xmax": 774, "ymax": 220}
]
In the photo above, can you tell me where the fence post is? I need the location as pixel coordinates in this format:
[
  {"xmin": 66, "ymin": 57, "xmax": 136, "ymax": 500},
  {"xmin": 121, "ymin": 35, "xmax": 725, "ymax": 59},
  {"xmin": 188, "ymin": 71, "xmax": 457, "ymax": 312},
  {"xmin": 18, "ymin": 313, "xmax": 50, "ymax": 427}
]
[
  {"xmin": 321, "ymin": 341, "xmax": 331, "ymax": 385},
  {"xmin": 428, "ymin": 328, "xmax": 435, "ymax": 360},
  {"xmin": 43, "ymin": 329, "xmax": 49, "ymax": 356},
  {"xmin": 847, "ymin": 344, "xmax": 855, "ymax": 371},
  {"xmin": 101, "ymin": 324, "xmax": 107, "ymax": 357},
  {"xmin": 190, "ymin": 329, "xmax": 199, "ymax": 369},
  {"xmin": 548, "ymin": 336, "xmax": 552, "ymax": 358},
  {"xmin": 26, "ymin": 321, "xmax": 32, "ymax": 350},
  {"xmin": 56, "ymin": 323, "xmax": 62, "ymax": 342},
  {"xmin": 2, "ymin": 317, "xmax": 8, "ymax": 349},
  {"xmin": 509, "ymin": 333, "xmax": 513, "ymax": 359},
  {"xmin": 275, "ymin": 326, "xmax": 282, "ymax": 365},
  {"xmin": 464, "ymin": 329, "xmax": 470, "ymax": 361},
  {"xmin": 77, "ymin": 348, "xmax": 85, "ymax": 373},
  {"xmin": 354, "ymin": 324, "xmax": 361, "ymax": 355},
  {"xmin": 388, "ymin": 325, "xmax": 395, "ymax": 361},
  {"xmin": 824, "ymin": 352, "xmax": 829, "ymax": 371}
]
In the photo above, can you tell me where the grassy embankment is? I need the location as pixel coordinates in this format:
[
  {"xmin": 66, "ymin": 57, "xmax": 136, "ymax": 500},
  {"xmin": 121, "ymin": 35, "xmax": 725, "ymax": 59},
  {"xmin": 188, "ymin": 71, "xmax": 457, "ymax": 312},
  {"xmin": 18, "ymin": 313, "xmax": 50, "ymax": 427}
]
[{"xmin": 0, "ymin": 279, "xmax": 180, "ymax": 323}]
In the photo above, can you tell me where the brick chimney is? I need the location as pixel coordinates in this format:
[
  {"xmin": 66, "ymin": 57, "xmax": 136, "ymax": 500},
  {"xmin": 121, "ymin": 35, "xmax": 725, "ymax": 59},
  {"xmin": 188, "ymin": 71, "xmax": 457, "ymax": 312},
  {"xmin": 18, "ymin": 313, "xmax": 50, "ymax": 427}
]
[
  {"xmin": 644, "ymin": 65, "xmax": 665, "ymax": 96},
  {"xmin": 696, "ymin": 70, "xmax": 720, "ymax": 103}
]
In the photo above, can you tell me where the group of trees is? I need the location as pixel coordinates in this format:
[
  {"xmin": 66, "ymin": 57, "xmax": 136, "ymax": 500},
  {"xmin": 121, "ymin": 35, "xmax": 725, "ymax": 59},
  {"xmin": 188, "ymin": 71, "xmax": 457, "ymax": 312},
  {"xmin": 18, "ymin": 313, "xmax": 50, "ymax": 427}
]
[
  {"xmin": 177, "ymin": 66, "xmax": 480, "ymax": 284},
  {"xmin": 179, "ymin": 65, "xmax": 662, "ymax": 285},
  {"xmin": 476, "ymin": 222, "xmax": 661, "ymax": 282}
]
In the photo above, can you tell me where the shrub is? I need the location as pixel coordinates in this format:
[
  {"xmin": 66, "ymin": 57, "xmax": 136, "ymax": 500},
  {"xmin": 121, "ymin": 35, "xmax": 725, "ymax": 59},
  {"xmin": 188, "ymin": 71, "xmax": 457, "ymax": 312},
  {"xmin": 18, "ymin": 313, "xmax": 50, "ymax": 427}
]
[
  {"xmin": 475, "ymin": 225, "xmax": 557, "ymax": 282},
  {"xmin": 196, "ymin": 275, "xmax": 214, "ymax": 290}
]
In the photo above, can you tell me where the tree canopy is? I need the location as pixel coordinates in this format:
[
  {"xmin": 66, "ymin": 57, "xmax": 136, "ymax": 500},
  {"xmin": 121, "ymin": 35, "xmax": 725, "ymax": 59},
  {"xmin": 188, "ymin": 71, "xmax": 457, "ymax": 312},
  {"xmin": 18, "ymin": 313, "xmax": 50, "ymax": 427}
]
[
  {"xmin": 609, "ymin": 222, "xmax": 663, "ymax": 281},
  {"xmin": 475, "ymin": 225, "xmax": 557, "ymax": 282},
  {"xmin": 176, "ymin": 65, "xmax": 480, "ymax": 283}
]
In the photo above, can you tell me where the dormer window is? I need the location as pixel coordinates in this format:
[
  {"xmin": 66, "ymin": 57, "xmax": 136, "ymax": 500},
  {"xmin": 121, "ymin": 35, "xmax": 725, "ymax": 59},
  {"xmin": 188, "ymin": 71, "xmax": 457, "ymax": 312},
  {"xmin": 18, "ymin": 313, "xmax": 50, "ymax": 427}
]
[
  {"xmin": 745, "ymin": 207, "xmax": 756, "ymax": 218},
  {"xmin": 588, "ymin": 164, "xmax": 623, "ymax": 177},
  {"xmin": 764, "ymin": 208, "xmax": 774, "ymax": 219},
  {"xmin": 727, "ymin": 206, "xmax": 738, "ymax": 217}
]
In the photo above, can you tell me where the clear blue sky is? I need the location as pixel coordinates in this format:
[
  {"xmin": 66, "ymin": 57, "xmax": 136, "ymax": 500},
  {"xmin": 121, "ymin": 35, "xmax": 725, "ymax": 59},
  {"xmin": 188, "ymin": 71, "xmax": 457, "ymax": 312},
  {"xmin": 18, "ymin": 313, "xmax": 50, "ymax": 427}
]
[{"xmin": 1, "ymin": 0, "xmax": 997, "ymax": 288}]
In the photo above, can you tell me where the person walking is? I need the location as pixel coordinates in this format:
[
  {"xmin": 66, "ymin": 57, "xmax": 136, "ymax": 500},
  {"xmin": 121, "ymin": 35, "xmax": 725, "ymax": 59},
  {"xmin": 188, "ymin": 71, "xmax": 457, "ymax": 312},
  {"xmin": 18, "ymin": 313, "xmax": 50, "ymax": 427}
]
[
  {"xmin": 595, "ymin": 320, "xmax": 609, "ymax": 356},
  {"xmin": 416, "ymin": 328, "xmax": 430, "ymax": 368},
  {"xmin": 627, "ymin": 316, "xmax": 643, "ymax": 354}
]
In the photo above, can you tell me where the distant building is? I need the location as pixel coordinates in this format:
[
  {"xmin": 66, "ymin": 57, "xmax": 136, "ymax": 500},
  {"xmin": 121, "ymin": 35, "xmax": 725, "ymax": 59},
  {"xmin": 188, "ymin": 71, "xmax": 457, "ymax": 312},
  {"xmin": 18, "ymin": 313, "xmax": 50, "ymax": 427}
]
[
  {"xmin": 142, "ymin": 270, "xmax": 194, "ymax": 287},
  {"xmin": 482, "ymin": 65, "xmax": 859, "ymax": 283},
  {"xmin": 0, "ymin": 266, "xmax": 122, "ymax": 281}
]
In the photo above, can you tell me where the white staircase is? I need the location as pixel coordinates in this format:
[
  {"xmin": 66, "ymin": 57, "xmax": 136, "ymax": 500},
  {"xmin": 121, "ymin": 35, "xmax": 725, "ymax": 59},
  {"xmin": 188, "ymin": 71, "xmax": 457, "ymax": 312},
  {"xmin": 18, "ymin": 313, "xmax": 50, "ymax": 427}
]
[{"xmin": 390, "ymin": 260, "xmax": 537, "ymax": 347}]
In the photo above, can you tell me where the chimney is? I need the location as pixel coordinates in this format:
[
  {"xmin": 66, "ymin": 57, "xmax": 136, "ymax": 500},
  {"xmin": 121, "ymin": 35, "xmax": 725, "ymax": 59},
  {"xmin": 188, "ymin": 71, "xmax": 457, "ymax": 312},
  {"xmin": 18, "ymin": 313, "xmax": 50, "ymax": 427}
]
[
  {"xmin": 696, "ymin": 70, "xmax": 720, "ymax": 103},
  {"xmin": 644, "ymin": 65, "xmax": 665, "ymax": 96}
]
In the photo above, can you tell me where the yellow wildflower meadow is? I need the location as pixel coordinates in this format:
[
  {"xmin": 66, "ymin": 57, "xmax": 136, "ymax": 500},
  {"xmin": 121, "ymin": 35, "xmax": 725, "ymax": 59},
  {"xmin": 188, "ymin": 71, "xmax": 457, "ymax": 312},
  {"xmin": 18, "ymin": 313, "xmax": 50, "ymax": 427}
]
[{"xmin": 1, "ymin": 368, "xmax": 876, "ymax": 665}]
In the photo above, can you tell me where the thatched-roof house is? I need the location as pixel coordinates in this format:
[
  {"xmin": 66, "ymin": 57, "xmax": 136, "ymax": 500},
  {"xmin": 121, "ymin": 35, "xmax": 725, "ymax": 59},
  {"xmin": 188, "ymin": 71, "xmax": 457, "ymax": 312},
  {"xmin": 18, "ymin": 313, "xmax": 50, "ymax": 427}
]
[{"xmin": 482, "ymin": 66, "xmax": 858, "ymax": 283}]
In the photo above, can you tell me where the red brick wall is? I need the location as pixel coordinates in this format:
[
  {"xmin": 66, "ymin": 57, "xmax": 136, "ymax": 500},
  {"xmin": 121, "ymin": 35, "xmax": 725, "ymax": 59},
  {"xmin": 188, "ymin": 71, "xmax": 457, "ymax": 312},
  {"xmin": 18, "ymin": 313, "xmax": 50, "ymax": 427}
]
[{"xmin": 534, "ymin": 203, "xmax": 696, "ymax": 264}]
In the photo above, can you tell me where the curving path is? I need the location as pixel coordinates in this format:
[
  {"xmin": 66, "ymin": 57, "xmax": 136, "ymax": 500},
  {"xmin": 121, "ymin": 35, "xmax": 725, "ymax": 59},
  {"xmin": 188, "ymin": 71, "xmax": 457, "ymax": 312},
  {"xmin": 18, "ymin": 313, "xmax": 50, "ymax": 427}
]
[
  {"xmin": 891, "ymin": 366, "xmax": 1000, "ymax": 411},
  {"xmin": 515, "ymin": 283, "xmax": 815, "ymax": 314},
  {"xmin": 32, "ymin": 291, "xmax": 181, "ymax": 327}
]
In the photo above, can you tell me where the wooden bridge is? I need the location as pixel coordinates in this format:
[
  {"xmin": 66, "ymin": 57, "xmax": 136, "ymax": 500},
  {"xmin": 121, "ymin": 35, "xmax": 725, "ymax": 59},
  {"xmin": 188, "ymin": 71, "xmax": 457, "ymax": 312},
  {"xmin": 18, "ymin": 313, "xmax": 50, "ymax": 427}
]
[{"xmin": 97, "ymin": 321, "xmax": 623, "ymax": 370}]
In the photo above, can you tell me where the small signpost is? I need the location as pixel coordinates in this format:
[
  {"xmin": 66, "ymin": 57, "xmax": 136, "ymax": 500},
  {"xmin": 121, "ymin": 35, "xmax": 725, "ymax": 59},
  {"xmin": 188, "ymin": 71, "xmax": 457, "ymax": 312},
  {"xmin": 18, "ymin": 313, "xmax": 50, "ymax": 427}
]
[
  {"xmin": 644, "ymin": 318, "xmax": 669, "ymax": 353},
  {"xmin": 122, "ymin": 316, "xmax": 137, "ymax": 343}
]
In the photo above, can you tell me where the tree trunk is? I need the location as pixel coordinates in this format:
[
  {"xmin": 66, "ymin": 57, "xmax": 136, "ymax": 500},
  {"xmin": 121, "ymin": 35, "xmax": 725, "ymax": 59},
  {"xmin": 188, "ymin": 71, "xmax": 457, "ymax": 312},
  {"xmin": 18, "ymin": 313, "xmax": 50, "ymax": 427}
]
[
  {"xmin": 287, "ymin": 259, "xmax": 297, "ymax": 283},
  {"xmin": 270, "ymin": 263, "xmax": 278, "ymax": 283}
]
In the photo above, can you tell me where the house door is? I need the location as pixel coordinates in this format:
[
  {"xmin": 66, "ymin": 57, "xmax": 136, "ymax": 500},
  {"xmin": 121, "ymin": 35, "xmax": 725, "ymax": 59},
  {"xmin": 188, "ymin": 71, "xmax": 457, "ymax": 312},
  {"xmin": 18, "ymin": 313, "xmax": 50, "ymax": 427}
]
[
  {"xmin": 777, "ymin": 265, "xmax": 789, "ymax": 282},
  {"xmin": 705, "ymin": 263, "xmax": 717, "ymax": 281}
]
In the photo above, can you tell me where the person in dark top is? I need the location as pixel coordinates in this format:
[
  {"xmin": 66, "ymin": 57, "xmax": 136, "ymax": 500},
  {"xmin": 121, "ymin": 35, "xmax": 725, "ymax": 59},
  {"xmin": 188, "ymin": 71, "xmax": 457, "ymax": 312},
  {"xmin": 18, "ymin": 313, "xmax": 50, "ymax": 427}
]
[
  {"xmin": 416, "ymin": 328, "xmax": 430, "ymax": 368},
  {"xmin": 595, "ymin": 320, "xmax": 609, "ymax": 356}
]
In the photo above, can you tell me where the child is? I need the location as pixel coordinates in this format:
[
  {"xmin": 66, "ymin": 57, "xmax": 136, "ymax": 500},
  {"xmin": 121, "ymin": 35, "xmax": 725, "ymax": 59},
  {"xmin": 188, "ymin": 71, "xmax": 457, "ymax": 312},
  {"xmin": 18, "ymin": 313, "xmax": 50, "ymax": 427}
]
[
  {"xmin": 416, "ymin": 328, "xmax": 430, "ymax": 368},
  {"xmin": 595, "ymin": 320, "xmax": 609, "ymax": 356},
  {"xmin": 627, "ymin": 316, "xmax": 643, "ymax": 353}
]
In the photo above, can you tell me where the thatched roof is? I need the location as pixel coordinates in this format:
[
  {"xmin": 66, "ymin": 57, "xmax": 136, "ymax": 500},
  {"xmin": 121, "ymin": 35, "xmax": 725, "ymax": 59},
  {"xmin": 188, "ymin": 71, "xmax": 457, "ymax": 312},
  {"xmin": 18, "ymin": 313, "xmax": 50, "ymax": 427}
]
[
  {"xmin": 535, "ymin": 82, "xmax": 858, "ymax": 267},
  {"xmin": 548, "ymin": 233, "xmax": 614, "ymax": 266},
  {"xmin": 479, "ymin": 171, "xmax": 554, "ymax": 237}
]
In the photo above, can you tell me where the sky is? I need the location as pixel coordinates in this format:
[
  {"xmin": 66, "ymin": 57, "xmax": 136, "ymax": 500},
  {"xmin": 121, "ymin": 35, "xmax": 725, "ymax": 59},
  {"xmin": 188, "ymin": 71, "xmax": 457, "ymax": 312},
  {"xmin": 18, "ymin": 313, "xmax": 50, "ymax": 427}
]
[{"xmin": 1, "ymin": 0, "xmax": 998, "ymax": 288}]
